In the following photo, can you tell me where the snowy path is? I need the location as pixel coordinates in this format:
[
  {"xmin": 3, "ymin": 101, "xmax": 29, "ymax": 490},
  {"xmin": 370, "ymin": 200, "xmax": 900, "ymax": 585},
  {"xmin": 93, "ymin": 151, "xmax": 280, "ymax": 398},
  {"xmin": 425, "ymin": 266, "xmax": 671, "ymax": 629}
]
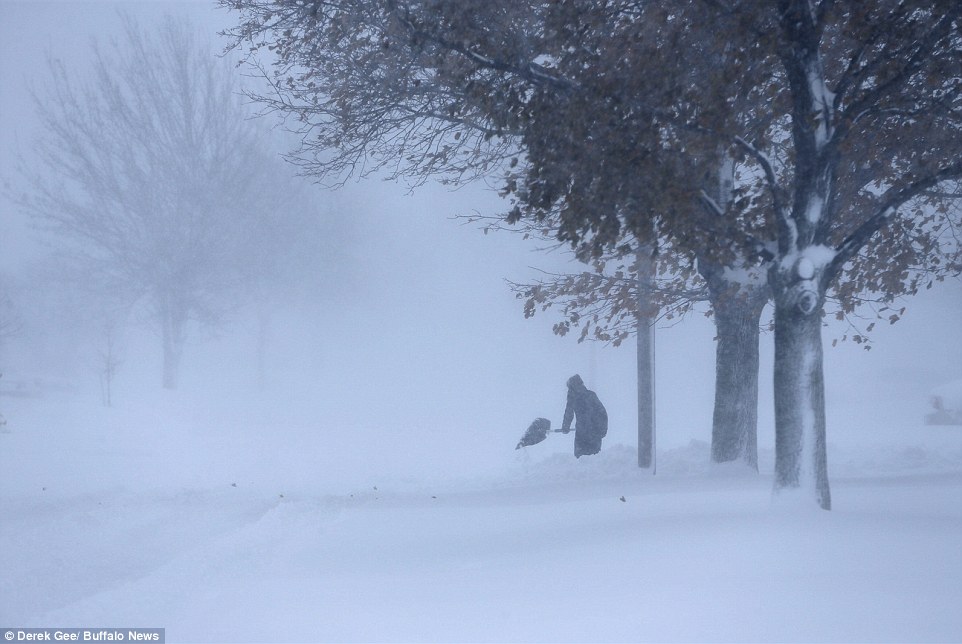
[
  {"xmin": 4, "ymin": 470, "xmax": 961, "ymax": 643},
  {"xmin": 0, "ymin": 490, "xmax": 278, "ymax": 621}
]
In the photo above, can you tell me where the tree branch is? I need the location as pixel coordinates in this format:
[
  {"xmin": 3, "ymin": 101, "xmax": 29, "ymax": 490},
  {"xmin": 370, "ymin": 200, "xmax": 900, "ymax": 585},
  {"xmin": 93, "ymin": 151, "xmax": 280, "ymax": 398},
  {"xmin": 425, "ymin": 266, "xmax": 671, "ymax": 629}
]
[{"xmin": 833, "ymin": 160, "xmax": 962, "ymax": 274}]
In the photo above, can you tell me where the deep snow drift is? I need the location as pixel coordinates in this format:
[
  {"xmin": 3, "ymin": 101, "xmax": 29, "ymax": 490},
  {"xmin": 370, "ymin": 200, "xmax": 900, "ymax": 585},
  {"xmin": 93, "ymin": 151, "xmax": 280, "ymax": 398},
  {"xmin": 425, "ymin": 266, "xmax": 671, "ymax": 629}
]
[{"xmin": 2, "ymin": 382, "xmax": 961, "ymax": 643}]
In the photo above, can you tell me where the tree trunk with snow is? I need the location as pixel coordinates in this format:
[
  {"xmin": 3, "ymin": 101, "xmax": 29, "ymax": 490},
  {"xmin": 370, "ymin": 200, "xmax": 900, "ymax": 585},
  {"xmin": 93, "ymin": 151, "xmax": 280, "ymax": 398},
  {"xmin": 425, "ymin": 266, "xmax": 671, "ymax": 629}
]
[
  {"xmin": 699, "ymin": 152, "xmax": 769, "ymax": 469},
  {"xmin": 765, "ymin": 5, "xmax": 837, "ymax": 508},
  {"xmin": 771, "ymin": 264, "xmax": 831, "ymax": 509},
  {"xmin": 708, "ymin": 283, "xmax": 767, "ymax": 469},
  {"xmin": 768, "ymin": 241, "xmax": 835, "ymax": 510}
]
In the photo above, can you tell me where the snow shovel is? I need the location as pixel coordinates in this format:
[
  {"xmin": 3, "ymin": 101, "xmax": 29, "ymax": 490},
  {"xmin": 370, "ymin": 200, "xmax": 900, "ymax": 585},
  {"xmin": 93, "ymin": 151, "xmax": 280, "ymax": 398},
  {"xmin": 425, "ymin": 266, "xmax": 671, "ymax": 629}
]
[{"xmin": 516, "ymin": 417, "xmax": 566, "ymax": 449}]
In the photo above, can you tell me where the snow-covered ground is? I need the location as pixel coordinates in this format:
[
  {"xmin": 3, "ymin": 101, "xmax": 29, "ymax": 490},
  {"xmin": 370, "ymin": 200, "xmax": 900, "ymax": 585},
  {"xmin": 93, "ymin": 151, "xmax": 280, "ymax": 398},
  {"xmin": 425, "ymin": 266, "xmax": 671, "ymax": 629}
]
[{"xmin": 2, "ymin": 384, "xmax": 961, "ymax": 643}]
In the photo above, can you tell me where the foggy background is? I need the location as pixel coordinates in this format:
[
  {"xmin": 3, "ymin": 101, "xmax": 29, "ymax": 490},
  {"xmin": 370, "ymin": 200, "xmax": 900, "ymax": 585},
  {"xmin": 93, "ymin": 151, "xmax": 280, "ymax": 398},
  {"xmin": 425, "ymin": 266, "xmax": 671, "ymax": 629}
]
[{"xmin": 1, "ymin": 0, "xmax": 960, "ymax": 489}]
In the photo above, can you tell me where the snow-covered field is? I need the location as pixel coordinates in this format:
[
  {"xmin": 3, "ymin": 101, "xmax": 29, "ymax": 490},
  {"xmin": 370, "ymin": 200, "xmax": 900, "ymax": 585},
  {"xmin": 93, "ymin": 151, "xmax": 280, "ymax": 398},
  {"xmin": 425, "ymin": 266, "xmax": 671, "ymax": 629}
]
[{"xmin": 2, "ymin": 385, "xmax": 961, "ymax": 643}]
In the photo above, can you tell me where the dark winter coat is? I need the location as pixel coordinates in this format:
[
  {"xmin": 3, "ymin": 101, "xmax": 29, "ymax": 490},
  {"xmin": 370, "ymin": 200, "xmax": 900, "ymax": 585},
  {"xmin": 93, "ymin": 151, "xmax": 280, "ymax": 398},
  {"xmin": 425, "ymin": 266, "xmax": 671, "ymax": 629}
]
[{"xmin": 561, "ymin": 374, "xmax": 608, "ymax": 457}]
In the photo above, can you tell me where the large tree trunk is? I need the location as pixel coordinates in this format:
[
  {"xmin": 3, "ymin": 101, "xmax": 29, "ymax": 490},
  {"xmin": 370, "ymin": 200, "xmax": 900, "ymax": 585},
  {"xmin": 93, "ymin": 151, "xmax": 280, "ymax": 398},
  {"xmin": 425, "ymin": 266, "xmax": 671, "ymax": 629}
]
[
  {"xmin": 698, "ymin": 151, "xmax": 770, "ymax": 468},
  {"xmin": 709, "ymin": 288, "xmax": 767, "ymax": 469},
  {"xmin": 771, "ymin": 268, "xmax": 831, "ymax": 509},
  {"xmin": 699, "ymin": 253, "xmax": 769, "ymax": 470}
]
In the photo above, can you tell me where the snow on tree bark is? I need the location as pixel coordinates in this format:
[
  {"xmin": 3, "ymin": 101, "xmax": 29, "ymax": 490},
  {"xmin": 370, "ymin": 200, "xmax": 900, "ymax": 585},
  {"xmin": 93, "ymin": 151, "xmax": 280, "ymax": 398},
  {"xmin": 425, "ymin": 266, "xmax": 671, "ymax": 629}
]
[
  {"xmin": 702, "ymin": 153, "xmax": 769, "ymax": 470},
  {"xmin": 771, "ymin": 257, "xmax": 831, "ymax": 509},
  {"xmin": 708, "ymin": 281, "xmax": 767, "ymax": 470}
]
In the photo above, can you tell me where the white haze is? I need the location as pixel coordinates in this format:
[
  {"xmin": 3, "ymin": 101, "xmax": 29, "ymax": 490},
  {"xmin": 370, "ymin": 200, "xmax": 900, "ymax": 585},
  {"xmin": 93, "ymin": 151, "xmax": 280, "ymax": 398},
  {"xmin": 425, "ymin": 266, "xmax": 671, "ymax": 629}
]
[{"xmin": 1, "ymin": 2, "xmax": 961, "ymax": 642}]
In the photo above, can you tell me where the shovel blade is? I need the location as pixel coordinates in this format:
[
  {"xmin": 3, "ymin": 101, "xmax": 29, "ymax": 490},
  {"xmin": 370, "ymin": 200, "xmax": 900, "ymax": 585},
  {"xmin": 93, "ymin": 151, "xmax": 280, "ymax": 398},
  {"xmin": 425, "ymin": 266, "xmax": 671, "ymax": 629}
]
[{"xmin": 516, "ymin": 417, "xmax": 552, "ymax": 449}]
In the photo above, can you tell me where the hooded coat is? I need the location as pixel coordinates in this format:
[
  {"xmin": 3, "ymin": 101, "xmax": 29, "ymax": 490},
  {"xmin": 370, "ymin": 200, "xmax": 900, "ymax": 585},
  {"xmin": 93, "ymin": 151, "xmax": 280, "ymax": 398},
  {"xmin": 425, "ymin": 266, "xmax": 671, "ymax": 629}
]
[{"xmin": 561, "ymin": 374, "xmax": 608, "ymax": 457}]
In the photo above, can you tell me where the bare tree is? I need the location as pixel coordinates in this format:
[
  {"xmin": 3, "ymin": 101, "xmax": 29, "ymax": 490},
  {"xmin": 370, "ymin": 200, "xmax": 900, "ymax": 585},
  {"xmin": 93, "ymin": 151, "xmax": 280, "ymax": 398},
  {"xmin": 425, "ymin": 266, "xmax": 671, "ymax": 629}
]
[{"xmin": 16, "ymin": 15, "xmax": 294, "ymax": 389}]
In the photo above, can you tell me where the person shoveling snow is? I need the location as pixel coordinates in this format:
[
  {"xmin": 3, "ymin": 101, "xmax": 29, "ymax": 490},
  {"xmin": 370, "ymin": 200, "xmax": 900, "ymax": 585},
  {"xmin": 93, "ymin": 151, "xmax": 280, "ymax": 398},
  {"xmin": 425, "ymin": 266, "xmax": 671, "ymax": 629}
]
[{"xmin": 516, "ymin": 374, "xmax": 608, "ymax": 457}]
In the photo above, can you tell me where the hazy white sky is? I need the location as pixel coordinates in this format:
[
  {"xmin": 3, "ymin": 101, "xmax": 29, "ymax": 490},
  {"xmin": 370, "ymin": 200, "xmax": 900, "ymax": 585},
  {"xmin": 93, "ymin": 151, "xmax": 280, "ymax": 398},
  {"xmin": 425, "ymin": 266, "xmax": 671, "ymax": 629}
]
[{"xmin": 0, "ymin": 0, "xmax": 231, "ymax": 271}]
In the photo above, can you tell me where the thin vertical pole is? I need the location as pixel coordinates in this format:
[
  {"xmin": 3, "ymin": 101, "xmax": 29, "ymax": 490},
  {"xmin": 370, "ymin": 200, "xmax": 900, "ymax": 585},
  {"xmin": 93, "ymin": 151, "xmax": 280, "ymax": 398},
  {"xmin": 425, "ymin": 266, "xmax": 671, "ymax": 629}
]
[
  {"xmin": 636, "ymin": 246, "xmax": 656, "ymax": 470},
  {"xmin": 651, "ymin": 317, "xmax": 656, "ymax": 475}
]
